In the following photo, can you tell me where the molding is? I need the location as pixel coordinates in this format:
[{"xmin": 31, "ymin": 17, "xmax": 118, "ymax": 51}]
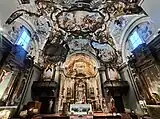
[
  {"xmin": 18, "ymin": 16, "xmax": 36, "ymax": 33},
  {"xmin": 119, "ymin": 14, "xmax": 146, "ymax": 47},
  {"xmin": 118, "ymin": 62, "xmax": 128, "ymax": 71}
]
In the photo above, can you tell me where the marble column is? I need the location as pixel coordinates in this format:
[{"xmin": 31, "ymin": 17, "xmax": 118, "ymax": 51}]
[
  {"xmin": 54, "ymin": 64, "xmax": 61, "ymax": 113},
  {"xmin": 54, "ymin": 65, "xmax": 60, "ymax": 83},
  {"xmin": 101, "ymin": 70, "xmax": 107, "ymax": 83},
  {"xmin": 99, "ymin": 67, "xmax": 108, "ymax": 98}
]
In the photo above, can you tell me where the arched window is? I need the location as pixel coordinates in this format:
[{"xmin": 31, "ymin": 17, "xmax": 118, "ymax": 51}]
[
  {"xmin": 128, "ymin": 29, "xmax": 145, "ymax": 51},
  {"xmin": 128, "ymin": 21, "xmax": 153, "ymax": 51},
  {"xmin": 16, "ymin": 26, "xmax": 31, "ymax": 51}
]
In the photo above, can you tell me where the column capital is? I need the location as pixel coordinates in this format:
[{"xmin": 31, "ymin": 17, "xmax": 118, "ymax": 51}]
[{"xmin": 98, "ymin": 66, "xmax": 106, "ymax": 71}]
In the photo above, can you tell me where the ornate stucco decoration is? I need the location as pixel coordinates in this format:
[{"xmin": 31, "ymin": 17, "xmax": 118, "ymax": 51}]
[
  {"xmin": 4, "ymin": 0, "xmax": 144, "ymax": 65},
  {"xmin": 108, "ymin": 15, "xmax": 142, "ymax": 50},
  {"xmin": 64, "ymin": 53, "xmax": 97, "ymax": 78},
  {"xmin": 109, "ymin": 16, "xmax": 129, "ymax": 43},
  {"xmin": 5, "ymin": 0, "xmax": 144, "ymax": 40}
]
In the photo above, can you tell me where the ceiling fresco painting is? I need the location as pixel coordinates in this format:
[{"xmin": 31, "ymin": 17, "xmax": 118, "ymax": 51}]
[
  {"xmin": 56, "ymin": 10, "xmax": 104, "ymax": 35},
  {"xmin": 90, "ymin": 41, "xmax": 117, "ymax": 63},
  {"xmin": 43, "ymin": 40, "xmax": 70, "ymax": 64},
  {"xmin": 5, "ymin": 0, "xmax": 145, "ymax": 67},
  {"xmin": 68, "ymin": 38, "xmax": 94, "ymax": 54}
]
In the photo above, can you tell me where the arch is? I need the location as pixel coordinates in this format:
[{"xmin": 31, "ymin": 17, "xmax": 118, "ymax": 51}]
[
  {"xmin": 108, "ymin": 15, "xmax": 131, "ymax": 50},
  {"xmin": 62, "ymin": 51, "xmax": 101, "ymax": 69},
  {"xmin": 16, "ymin": 16, "xmax": 40, "ymax": 62},
  {"xmin": 2, "ymin": 15, "xmax": 41, "ymax": 63},
  {"xmin": 119, "ymin": 15, "xmax": 151, "ymax": 63}
]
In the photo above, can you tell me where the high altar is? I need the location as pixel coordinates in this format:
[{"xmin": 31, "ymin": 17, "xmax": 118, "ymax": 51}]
[
  {"xmin": 38, "ymin": 51, "xmax": 127, "ymax": 118},
  {"xmin": 58, "ymin": 53, "xmax": 104, "ymax": 113}
]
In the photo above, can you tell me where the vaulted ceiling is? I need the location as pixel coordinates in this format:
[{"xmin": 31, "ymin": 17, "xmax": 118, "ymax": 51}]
[{"xmin": 0, "ymin": 0, "xmax": 156, "ymax": 67}]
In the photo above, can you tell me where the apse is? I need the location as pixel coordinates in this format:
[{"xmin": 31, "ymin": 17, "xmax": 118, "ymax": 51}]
[{"xmin": 63, "ymin": 53, "xmax": 97, "ymax": 78}]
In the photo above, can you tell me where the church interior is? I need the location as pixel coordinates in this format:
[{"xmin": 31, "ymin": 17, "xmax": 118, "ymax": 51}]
[{"xmin": 0, "ymin": 0, "xmax": 160, "ymax": 119}]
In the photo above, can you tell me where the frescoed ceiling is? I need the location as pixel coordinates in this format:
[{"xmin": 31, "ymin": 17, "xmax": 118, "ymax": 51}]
[
  {"xmin": 56, "ymin": 10, "xmax": 104, "ymax": 35},
  {"xmin": 1, "ymin": 0, "xmax": 145, "ymax": 67}
]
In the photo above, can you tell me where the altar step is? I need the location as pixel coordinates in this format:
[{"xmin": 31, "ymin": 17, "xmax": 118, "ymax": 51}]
[{"xmin": 32, "ymin": 113, "xmax": 130, "ymax": 119}]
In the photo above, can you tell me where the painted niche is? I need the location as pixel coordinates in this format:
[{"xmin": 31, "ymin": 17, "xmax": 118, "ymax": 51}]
[{"xmin": 64, "ymin": 53, "xmax": 97, "ymax": 78}]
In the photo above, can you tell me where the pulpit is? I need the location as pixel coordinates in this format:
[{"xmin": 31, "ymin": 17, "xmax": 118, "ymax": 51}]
[
  {"xmin": 31, "ymin": 81, "xmax": 58, "ymax": 98},
  {"xmin": 104, "ymin": 80, "xmax": 129, "ymax": 95}
]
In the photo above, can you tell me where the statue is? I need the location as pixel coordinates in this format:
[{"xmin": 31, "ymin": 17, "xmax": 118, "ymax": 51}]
[
  {"xmin": 96, "ymin": 96, "xmax": 102, "ymax": 111},
  {"xmin": 73, "ymin": 62, "xmax": 86, "ymax": 76},
  {"xmin": 110, "ymin": 97, "xmax": 116, "ymax": 113},
  {"xmin": 76, "ymin": 81, "xmax": 86, "ymax": 103},
  {"xmin": 67, "ymin": 87, "xmax": 72, "ymax": 98},
  {"xmin": 102, "ymin": 98, "xmax": 109, "ymax": 113},
  {"xmin": 59, "ymin": 95, "xmax": 65, "ymax": 113},
  {"xmin": 90, "ymin": 87, "xmax": 94, "ymax": 96},
  {"xmin": 48, "ymin": 99, "xmax": 54, "ymax": 113},
  {"xmin": 0, "ymin": 70, "xmax": 8, "ymax": 84},
  {"xmin": 0, "ymin": 110, "xmax": 11, "ymax": 119}
]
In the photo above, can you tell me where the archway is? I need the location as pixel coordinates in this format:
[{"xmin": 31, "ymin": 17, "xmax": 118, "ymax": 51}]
[
  {"xmin": 118, "ymin": 16, "xmax": 155, "ymax": 114},
  {"xmin": 120, "ymin": 16, "xmax": 154, "ymax": 62},
  {"xmin": 58, "ymin": 52, "xmax": 105, "ymax": 112}
]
